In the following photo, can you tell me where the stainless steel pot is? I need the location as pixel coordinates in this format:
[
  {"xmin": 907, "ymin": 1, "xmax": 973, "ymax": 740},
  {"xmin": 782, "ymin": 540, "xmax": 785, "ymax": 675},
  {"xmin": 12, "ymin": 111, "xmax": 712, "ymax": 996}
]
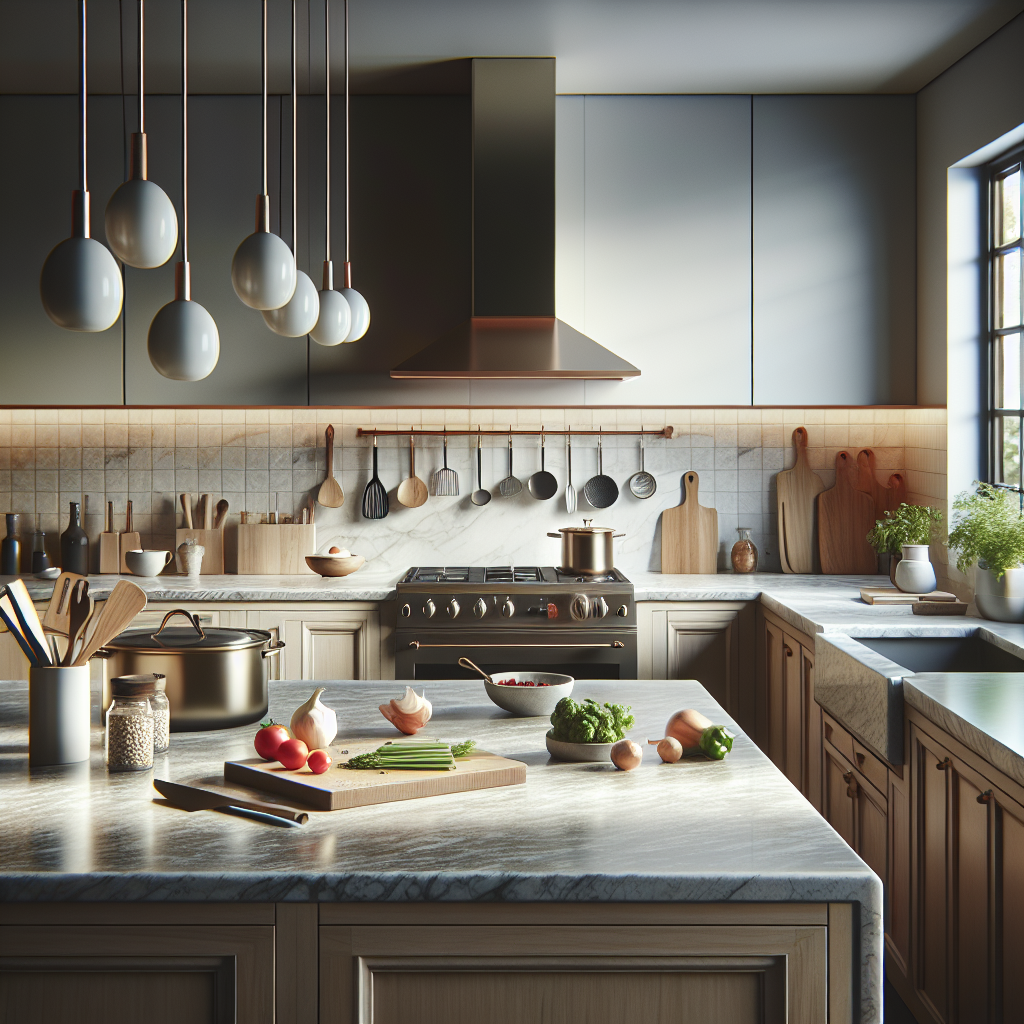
[
  {"xmin": 547, "ymin": 520, "xmax": 625, "ymax": 575},
  {"xmin": 98, "ymin": 609, "xmax": 284, "ymax": 732}
]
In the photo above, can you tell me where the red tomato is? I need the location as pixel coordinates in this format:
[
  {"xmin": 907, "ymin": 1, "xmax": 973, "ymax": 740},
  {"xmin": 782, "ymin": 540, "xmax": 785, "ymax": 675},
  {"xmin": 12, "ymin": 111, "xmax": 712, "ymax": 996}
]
[
  {"xmin": 276, "ymin": 738, "xmax": 309, "ymax": 770},
  {"xmin": 254, "ymin": 721, "xmax": 290, "ymax": 761},
  {"xmin": 307, "ymin": 749, "xmax": 332, "ymax": 775}
]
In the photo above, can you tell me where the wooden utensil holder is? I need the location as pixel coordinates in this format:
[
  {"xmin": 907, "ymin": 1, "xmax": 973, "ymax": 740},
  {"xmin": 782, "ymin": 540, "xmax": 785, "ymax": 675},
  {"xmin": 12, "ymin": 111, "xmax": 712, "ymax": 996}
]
[
  {"xmin": 237, "ymin": 524, "xmax": 316, "ymax": 575},
  {"xmin": 118, "ymin": 532, "xmax": 142, "ymax": 573},
  {"xmin": 174, "ymin": 529, "xmax": 225, "ymax": 574}
]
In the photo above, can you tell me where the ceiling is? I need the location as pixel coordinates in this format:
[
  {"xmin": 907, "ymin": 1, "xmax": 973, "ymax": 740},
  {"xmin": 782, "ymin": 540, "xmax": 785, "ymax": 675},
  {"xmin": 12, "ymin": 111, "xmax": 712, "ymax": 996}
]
[{"xmin": 2, "ymin": 0, "xmax": 1022, "ymax": 96}]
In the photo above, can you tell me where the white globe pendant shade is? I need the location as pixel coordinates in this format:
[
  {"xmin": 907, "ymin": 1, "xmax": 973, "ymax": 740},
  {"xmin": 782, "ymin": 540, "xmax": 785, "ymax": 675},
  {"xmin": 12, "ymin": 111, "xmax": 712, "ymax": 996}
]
[
  {"xmin": 148, "ymin": 262, "xmax": 219, "ymax": 381},
  {"xmin": 40, "ymin": 192, "xmax": 123, "ymax": 332},
  {"xmin": 231, "ymin": 197, "xmax": 296, "ymax": 310},
  {"xmin": 311, "ymin": 288, "xmax": 352, "ymax": 347},
  {"xmin": 340, "ymin": 285, "xmax": 370, "ymax": 342},
  {"xmin": 263, "ymin": 269, "xmax": 319, "ymax": 337},
  {"xmin": 105, "ymin": 134, "xmax": 178, "ymax": 269}
]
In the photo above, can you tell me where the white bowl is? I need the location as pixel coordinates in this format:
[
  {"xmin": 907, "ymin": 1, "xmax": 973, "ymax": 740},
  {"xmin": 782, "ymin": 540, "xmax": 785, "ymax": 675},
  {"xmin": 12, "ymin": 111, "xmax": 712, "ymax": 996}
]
[
  {"xmin": 545, "ymin": 731, "xmax": 615, "ymax": 763},
  {"xmin": 483, "ymin": 673, "xmax": 573, "ymax": 716}
]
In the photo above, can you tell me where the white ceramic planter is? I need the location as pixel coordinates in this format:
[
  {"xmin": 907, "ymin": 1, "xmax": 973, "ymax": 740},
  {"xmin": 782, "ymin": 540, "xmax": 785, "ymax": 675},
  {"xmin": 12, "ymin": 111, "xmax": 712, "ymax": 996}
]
[
  {"xmin": 974, "ymin": 564, "xmax": 1024, "ymax": 622},
  {"xmin": 894, "ymin": 544, "xmax": 936, "ymax": 594}
]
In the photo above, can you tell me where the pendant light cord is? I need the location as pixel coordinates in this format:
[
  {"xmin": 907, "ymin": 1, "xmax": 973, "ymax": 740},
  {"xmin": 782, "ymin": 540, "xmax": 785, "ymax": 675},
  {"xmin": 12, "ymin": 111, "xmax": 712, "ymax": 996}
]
[
  {"xmin": 292, "ymin": 0, "xmax": 298, "ymax": 259},
  {"xmin": 181, "ymin": 0, "xmax": 188, "ymax": 264},
  {"xmin": 324, "ymin": 0, "xmax": 330, "ymax": 264},
  {"xmin": 138, "ymin": 0, "xmax": 144, "ymax": 133},
  {"xmin": 344, "ymin": 0, "xmax": 349, "ymax": 263},
  {"xmin": 79, "ymin": 0, "xmax": 87, "ymax": 193},
  {"xmin": 262, "ymin": 0, "xmax": 268, "ymax": 197}
]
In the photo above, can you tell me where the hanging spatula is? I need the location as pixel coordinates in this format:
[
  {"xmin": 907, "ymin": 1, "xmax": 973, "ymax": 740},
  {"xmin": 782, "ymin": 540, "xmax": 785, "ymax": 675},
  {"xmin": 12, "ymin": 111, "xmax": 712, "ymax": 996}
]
[
  {"xmin": 565, "ymin": 432, "xmax": 577, "ymax": 513},
  {"xmin": 317, "ymin": 424, "xmax": 345, "ymax": 508},
  {"xmin": 361, "ymin": 436, "xmax": 390, "ymax": 519},
  {"xmin": 498, "ymin": 432, "xmax": 523, "ymax": 497},
  {"xmin": 431, "ymin": 432, "xmax": 460, "ymax": 496}
]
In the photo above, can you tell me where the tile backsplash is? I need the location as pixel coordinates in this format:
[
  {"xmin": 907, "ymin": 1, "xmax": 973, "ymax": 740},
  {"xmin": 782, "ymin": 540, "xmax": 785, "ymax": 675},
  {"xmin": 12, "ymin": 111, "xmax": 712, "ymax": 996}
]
[{"xmin": 0, "ymin": 406, "xmax": 941, "ymax": 576}]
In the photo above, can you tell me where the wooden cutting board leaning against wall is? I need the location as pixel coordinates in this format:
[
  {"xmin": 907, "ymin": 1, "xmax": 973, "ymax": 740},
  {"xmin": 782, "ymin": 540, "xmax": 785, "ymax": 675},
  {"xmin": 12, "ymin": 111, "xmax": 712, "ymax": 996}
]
[
  {"xmin": 225, "ymin": 743, "xmax": 526, "ymax": 811},
  {"xmin": 661, "ymin": 471, "xmax": 718, "ymax": 574},
  {"xmin": 818, "ymin": 451, "xmax": 878, "ymax": 574},
  {"xmin": 776, "ymin": 427, "xmax": 825, "ymax": 573}
]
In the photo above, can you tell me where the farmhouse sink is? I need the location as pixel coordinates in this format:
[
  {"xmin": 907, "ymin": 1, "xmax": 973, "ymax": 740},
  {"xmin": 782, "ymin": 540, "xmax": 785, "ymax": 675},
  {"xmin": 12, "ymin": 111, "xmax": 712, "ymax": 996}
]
[{"xmin": 813, "ymin": 630, "xmax": 1024, "ymax": 765}]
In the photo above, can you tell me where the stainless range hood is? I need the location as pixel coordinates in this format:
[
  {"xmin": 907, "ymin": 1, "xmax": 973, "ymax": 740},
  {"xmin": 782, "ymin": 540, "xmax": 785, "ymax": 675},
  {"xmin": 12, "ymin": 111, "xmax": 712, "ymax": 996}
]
[{"xmin": 391, "ymin": 59, "xmax": 639, "ymax": 381}]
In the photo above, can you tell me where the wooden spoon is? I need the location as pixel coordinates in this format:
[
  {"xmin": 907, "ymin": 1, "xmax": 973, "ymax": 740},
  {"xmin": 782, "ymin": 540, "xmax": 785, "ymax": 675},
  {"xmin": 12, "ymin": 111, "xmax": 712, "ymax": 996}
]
[
  {"xmin": 73, "ymin": 580, "xmax": 148, "ymax": 666},
  {"xmin": 317, "ymin": 425, "xmax": 344, "ymax": 508},
  {"xmin": 213, "ymin": 498, "xmax": 229, "ymax": 529},
  {"xmin": 397, "ymin": 436, "xmax": 428, "ymax": 508},
  {"xmin": 180, "ymin": 493, "xmax": 193, "ymax": 529}
]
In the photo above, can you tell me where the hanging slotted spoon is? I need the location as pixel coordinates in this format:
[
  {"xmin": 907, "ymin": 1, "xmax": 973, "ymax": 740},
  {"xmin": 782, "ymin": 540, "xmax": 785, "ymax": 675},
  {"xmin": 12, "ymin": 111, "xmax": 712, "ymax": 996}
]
[
  {"xmin": 565, "ymin": 432, "xmax": 577, "ymax": 513},
  {"xmin": 583, "ymin": 429, "xmax": 619, "ymax": 508},
  {"xmin": 628, "ymin": 427, "xmax": 657, "ymax": 499},
  {"xmin": 432, "ymin": 432, "xmax": 460, "ymax": 496},
  {"xmin": 498, "ymin": 432, "xmax": 523, "ymax": 497},
  {"xmin": 471, "ymin": 432, "xmax": 491, "ymax": 506},
  {"xmin": 528, "ymin": 428, "xmax": 558, "ymax": 500},
  {"xmin": 361, "ymin": 436, "xmax": 389, "ymax": 519}
]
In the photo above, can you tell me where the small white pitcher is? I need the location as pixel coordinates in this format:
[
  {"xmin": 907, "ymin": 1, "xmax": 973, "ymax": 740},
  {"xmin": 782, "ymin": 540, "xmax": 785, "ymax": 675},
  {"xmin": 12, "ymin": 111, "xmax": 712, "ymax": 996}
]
[{"xmin": 894, "ymin": 544, "xmax": 937, "ymax": 595}]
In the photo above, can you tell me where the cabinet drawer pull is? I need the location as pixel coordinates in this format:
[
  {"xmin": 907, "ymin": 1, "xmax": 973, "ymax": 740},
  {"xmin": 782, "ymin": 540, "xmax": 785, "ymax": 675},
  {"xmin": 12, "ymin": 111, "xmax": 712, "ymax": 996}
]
[
  {"xmin": 784, "ymin": 645, "xmax": 793, "ymax": 657},
  {"xmin": 824, "ymin": 724, "xmax": 833, "ymax": 741},
  {"xmin": 978, "ymin": 790, "xmax": 993, "ymax": 804},
  {"xmin": 842, "ymin": 771, "xmax": 853, "ymax": 783},
  {"xmin": 855, "ymin": 752, "xmax": 865, "ymax": 767},
  {"xmin": 842, "ymin": 771, "xmax": 858, "ymax": 798},
  {"xmin": 936, "ymin": 757, "xmax": 951, "ymax": 771}
]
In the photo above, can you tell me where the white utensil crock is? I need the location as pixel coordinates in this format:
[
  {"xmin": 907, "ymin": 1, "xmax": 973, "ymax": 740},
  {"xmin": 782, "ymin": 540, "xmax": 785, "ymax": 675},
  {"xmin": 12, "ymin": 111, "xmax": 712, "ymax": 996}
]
[
  {"xmin": 29, "ymin": 665, "xmax": 91, "ymax": 766},
  {"xmin": 894, "ymin": 544, "xmax": 936, "ymax": 594},
  {"xmin": 975, "ymin": 564, "xmax": 1024, "ymax": 622}
]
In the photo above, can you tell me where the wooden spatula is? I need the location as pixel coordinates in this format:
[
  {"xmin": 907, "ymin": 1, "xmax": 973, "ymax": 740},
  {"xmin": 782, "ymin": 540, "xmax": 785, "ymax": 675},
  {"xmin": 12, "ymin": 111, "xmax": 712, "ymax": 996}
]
[
  {"xmin": 63, "ymin": 580, "xmax": 94, "ymax": 666},
  {"xmin": 318, "ymin": 425, "xmax": 344, "ymax": 508},
  {"xmin": 42, "ymin": 570, "xmax": 88, "ymax": 634},
  {"xmin": 73, "ymin": 580, "xmax": 148, "ymax": 666},
  {"xmin": 817, "ymin": 451, "xmax": 877, "ymax": 574},
  {"xmin": 776, "ymin": 427, "xmax": 825, "ymax": 574}
]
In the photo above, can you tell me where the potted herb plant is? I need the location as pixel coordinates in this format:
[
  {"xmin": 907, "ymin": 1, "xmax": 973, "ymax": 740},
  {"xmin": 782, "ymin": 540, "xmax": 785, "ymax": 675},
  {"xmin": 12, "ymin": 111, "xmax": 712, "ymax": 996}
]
[
  {"xmin": 867, "ymin": 503, "xmax": 943, "ymax": 587},
  {"xmin": 948, "ymin": 483, "xmax": 1024, "ymax": 622}
]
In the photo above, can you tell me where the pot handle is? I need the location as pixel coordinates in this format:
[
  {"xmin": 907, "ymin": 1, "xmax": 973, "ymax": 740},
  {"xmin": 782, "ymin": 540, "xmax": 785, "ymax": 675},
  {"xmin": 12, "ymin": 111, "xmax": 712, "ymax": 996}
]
[
  {"xmin": 154, "ymin": 608, "xmax": 206, "ymax": 641},
  {"xmin": 261, "ymin": 639, "xmax": 286, "ymax": 660},
  {"xmin": 547, "ymin": 533, "xmax": 561, "ymax": 539},
  {"xmin": 613, "ymin": 533, "xmax": 625, "ymax": 538}
]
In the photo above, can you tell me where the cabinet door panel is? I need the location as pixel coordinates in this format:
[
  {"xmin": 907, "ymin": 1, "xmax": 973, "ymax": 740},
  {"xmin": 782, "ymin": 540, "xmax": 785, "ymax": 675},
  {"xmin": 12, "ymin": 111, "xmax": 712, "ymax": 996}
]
[
  {"xmin": 855, "ymin": 775, "xmax": 888, "ymax": 885},
  {"xmin": 996, "ymin": 792, "xmax": 1024, "ymax": 1021},
  {"xmin": 764, "ymin": 619, "xmax": 785, "ymax": 772},
  {"xmin": 823, "ymin": 746, "xmax": 855, "ymax": 848},
  {"xmin": 887, "ymin": 767, "xmax": 912, "ymax": 977},
  {"xmin": 802, "ymin": 647, "xmax": 822, "ymax": 811},
  {"xmin": 782, "ymin": 633, "xmax": 802, "ymax": 788}
]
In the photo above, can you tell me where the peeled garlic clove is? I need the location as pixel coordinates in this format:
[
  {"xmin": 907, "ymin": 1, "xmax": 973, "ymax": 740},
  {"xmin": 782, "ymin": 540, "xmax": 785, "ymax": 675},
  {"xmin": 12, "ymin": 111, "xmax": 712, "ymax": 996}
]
[
  {"xmin": 379, "ymin": 687, "xmax": 432, "ymax": 735},
  {"xmin": 290, "ymin": 687, "xmax": 338, "ymax": 750}
]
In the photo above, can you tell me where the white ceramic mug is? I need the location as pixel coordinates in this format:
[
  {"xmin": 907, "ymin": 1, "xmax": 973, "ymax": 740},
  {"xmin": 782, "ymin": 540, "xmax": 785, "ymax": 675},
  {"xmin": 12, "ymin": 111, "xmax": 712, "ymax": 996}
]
[{"xmin": 125, "ymin": 549, "xmax": 173, "ymax": 577}]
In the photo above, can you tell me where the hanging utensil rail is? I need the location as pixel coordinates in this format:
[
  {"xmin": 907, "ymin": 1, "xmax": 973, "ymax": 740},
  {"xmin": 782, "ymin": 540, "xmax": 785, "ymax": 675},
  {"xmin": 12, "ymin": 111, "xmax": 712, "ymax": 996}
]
[{"xmin": 357, "ymin": 426, "xmax": 674, "ymax": 438}]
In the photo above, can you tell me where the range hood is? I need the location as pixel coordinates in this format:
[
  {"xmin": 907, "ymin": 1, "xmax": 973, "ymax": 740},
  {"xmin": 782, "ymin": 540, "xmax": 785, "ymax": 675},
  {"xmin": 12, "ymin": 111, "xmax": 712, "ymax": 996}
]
[{"xmin": 391, "ymin": 59, "xmax": 639, "ymax": 381}]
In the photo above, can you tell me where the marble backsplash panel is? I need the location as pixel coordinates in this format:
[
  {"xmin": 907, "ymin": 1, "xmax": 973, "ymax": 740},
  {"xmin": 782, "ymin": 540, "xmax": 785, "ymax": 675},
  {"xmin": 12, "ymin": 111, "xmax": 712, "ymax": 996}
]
[{"xmin": 0, "ymin": 406, "xmax": 922, "ymax": 576}]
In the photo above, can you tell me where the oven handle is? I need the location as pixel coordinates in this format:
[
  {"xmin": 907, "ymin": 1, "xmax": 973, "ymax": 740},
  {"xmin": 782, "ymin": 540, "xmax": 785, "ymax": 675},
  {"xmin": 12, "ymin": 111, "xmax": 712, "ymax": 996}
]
[{"xmin": 407, "ymin": 641, "xmax": 625, "ymax": 649}]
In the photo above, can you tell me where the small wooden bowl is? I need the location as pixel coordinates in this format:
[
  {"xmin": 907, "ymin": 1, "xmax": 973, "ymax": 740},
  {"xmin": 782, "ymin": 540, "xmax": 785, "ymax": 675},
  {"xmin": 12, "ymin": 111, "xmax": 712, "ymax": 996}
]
[{"xmin": 305, "ymin": 554, "xmax": 366, "ymax": 577}]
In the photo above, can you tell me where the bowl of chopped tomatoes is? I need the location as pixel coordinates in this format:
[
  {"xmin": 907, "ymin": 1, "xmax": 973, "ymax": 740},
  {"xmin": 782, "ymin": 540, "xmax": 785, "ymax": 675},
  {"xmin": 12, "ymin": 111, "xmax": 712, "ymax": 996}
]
[{"xmin": 483, "ymin": 672, "xmax": 574, "ymax": 717}]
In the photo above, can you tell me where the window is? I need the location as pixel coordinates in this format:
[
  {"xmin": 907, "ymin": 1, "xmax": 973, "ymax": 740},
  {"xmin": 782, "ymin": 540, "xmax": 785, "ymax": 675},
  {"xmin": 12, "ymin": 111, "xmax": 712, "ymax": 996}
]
[{"xmin": 990, "ymin": 160, "xmax": 1023, "ymax": 488}]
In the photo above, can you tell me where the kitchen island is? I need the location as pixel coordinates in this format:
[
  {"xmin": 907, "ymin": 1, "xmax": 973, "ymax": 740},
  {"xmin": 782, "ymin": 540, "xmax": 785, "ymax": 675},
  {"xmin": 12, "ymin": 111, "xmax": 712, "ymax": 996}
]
[{"xmin": 0, "ymin": 679, "xmax": 880, "ymax": 1023}]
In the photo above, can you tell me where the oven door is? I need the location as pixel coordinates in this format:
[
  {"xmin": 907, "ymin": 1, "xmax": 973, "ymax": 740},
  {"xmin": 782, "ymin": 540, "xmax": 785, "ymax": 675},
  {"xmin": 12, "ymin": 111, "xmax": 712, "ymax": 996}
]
[{"xmin": 394, "ymin": 629, "xmax": 637, "ymax": 681}]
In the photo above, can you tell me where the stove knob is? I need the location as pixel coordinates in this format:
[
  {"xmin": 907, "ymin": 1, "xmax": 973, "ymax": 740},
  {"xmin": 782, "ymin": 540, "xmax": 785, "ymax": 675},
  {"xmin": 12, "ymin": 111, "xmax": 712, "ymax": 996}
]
[
  {"xmin": 501, "ymin": 598, "xmax": 515, "ymax": 618},
  {"xmin": 447, "ymin": 598, "xmax": 461, "ymax": 619},
  {"xmin": 616, "ymin": 604, "xmax": 629, "ymax": 617},
  {"xmin": 423, "ymin": 599, "xmax": 436, "ymax": 619},
  {"xmin": 591, "ymin": 597, "xmax": 609, "ymax": 619},
  {"xmin": 473, "ymin": 598, "xmax": 487, "ymax": 619},
  {"xmin": 570, "ymin": 593, "xmax": 590, "ymax": 621},
  {"xmin": 400, "ymin": 603, "xmax": 411, "ymax": 618}
]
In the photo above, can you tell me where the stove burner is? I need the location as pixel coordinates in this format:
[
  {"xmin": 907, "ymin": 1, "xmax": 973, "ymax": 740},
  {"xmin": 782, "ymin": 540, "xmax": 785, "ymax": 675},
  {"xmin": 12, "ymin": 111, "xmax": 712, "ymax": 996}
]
[
  {"xmin": 484, "ymin": 567, "xmax": 543, "ymax": 583},
  {"xmin": 400, "ymin": 566, "xmax": 630, "ymax": 586},
  {"xmin": 407, "ymin": 567, "xmax": 471, "ymax": 583},
  {"xmin": 555, "ymin": 569, "xmax": 619, "ymax": 584}
]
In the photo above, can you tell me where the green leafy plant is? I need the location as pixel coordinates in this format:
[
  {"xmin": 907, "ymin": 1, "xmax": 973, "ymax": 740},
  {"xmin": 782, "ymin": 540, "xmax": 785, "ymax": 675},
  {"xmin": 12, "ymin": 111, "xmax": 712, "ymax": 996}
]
[
  {"xmin": 867, "ymin": 503, "xmax": 943, "ymax": 555},
  {"xmin": 550, "ymin": 697, "xmax": 635, "ymax": 744},
  {"xmin": 948, "ymin": 483, "xmax": 1024, "ymax": 580}
]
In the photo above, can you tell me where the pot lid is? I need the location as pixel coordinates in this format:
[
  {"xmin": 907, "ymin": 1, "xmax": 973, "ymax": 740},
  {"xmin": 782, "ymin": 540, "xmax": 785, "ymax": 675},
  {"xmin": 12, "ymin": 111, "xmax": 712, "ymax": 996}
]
[
  {"xmin": 558, "ymin": 519, "xmax": 616, "ymax": 534},
  {"xmin": 104, "ymin": 609, "xmax": 270, "ymax": 652}
]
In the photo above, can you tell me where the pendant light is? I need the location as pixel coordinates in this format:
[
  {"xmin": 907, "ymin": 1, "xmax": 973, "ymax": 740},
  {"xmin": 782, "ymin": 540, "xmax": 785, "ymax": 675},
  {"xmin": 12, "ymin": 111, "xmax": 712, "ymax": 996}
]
[
  {"xmin": 40, "ymin": 0, "xmax": 124, "ymax": 333},
  {"xmin": 105, "ymin": 0, "xmax": 178, "ymax": 268},
  {"xmin": 338, "ymin": 0, "xmax": 370, "ymax": 341},
  {"xmin": 309, "ymin": 0, "xmax": 352, "ymax": 346},
  {"xmin": 263, "ymin": 0, "xmax": 319, "ymax": 337},
  {"xmin": 231, "ymin": 0, "xmax": 297, "ymax": 311},
  {"xmin": 147, "ymin": 0, "xmax": 219, "ymax": 381}
]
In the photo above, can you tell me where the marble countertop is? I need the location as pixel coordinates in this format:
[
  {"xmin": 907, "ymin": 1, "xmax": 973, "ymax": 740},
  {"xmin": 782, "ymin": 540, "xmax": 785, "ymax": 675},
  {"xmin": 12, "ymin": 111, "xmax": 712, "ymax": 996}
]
[{"xmin": 0, "ymin": 678, "xmax": 882, "ymax": 1020}]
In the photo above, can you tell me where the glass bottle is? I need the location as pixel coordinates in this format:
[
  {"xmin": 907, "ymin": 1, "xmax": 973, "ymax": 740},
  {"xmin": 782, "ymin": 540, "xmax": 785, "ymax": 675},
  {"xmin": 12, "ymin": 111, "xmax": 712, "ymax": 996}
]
[
  {"xmin": 731, "ymin": 527, "xmax": 759, "ymax": 574},
  {"xmin": 150, "ymin": 676, "xmax": 170, "ymax": 754},
  {"xmin": 60, "ymin": 501, "xmax": 89, "ymax": 574},
  {"xmin": 105, "ymin": 677, "xmax": 156, "ymax": 772},
  {"xmin": 1, "ymin": 514, "xmax": 20, "ymax": 574},
  {"xmin": 30, "ymin": 530, "xmax": 50, "ymax": 573}
]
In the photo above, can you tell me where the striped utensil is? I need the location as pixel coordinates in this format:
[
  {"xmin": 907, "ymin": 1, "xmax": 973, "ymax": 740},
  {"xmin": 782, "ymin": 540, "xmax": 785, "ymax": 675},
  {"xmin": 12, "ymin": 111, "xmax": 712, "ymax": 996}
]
[{"xmin": 361, "ymin": 436, "xmax": 390, "ymax": 520}]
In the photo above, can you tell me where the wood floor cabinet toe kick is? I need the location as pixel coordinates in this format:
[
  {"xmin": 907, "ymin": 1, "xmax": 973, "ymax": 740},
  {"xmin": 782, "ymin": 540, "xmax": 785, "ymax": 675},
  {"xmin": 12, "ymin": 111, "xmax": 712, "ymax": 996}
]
[{"xmin": 0, "ymin": 902, "xmax": 858, "ymax": 1024}]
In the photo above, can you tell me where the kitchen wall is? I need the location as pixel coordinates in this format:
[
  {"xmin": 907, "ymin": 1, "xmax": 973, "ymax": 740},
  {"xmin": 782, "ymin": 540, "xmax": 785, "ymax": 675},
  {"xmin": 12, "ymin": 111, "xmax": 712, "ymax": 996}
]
[{"xmin": 0, "ymin": 405, "xmax": 925, "ymax": 578}]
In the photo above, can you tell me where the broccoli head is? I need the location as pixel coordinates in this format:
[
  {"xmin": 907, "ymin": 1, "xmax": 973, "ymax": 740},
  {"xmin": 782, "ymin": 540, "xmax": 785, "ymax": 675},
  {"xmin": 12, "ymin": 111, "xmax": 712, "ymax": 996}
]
[{"xmin": 550, "ymin": 696, "xmax": 635, "ymax": 744}]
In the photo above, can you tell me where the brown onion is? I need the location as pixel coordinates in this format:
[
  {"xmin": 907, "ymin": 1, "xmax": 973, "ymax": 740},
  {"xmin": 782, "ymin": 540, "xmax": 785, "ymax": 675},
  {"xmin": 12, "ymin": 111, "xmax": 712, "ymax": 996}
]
[
  {"xmin": 611, "ymin": 739, "xmax": 643, "ymax": 771},
  {"xmin": 665, "ymin": 708, "xmax": 713, "ymax": 749},
  {"xmin": 648, "ymin": 736, "xmax": 683, "ymax": 763}
]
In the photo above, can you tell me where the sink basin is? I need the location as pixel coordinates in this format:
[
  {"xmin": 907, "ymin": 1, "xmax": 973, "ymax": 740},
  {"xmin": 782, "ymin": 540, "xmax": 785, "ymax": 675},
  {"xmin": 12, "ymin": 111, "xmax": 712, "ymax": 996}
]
[{"xmin": 854, "ymin": 636, "xmax": 1024, "ymax": 674}]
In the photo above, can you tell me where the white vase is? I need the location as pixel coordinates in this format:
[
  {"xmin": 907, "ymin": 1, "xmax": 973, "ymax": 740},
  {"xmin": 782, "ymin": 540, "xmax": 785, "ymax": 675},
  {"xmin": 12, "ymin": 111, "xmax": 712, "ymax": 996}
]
[
  {"xmin": 974, "ymin": 564, "xmax": 1024, "ymax": 622},
  {"xmin": 894, "ymin": 544, "xmax": 936, "ymax": 594}
]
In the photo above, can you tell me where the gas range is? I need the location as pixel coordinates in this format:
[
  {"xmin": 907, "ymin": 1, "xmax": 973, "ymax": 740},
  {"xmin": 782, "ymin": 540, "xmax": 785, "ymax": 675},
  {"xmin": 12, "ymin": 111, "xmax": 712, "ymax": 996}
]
[{"xmin": 396, "ymin": 566, "xmax": 634, "ymax": 629}]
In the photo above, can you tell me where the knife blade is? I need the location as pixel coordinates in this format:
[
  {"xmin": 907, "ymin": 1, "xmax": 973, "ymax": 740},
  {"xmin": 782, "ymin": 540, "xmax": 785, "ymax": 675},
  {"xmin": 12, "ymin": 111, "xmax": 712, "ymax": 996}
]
[{"xmin": 154, "ymin": 779, "xmax": 309, "ymax": 826}]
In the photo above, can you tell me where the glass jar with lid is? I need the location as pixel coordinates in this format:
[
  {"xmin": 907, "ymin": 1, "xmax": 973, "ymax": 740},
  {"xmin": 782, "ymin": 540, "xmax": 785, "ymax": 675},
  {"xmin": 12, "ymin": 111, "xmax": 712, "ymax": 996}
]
[
  {"xmin": 148, "ymin": 674, "xmax": 170, "ymax": 753},
  {"xmin": 105, "ymin": 675, "xmax": 157, "ymax": 772}
]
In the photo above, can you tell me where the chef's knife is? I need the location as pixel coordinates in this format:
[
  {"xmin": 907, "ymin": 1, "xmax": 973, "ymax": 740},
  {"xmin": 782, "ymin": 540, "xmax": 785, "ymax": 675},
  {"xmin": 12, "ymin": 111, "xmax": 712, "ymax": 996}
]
[{"xmin": 154, "ymin": 778, "xmax": 309, "ymax": 826}]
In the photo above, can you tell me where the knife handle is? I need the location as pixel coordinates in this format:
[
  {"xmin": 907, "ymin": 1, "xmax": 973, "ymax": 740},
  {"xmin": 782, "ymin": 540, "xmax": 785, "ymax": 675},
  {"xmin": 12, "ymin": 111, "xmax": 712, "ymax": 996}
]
[{"xmin": 219, "ymin": 805, "xmax": 305, "ymax": 828}]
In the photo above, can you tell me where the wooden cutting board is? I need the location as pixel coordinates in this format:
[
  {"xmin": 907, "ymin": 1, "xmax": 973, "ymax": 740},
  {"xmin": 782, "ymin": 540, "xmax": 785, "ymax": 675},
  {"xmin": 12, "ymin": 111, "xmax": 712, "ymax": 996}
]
[
  {"xmin": 225, "ymin": 742, "xmax": 526, "ymax": 811},
  {"xmin": 776, "ymin": 427, "xmax": 825, "ymax": 574},
  {"xmin": 855, "ymin": 448, "xmax": 890, "ymax": 522},
  {"xmin": 860, "ymin": 587, "xmax": 956, "ymax": 605},
  {"xmin": 661, "ymin": 471, "xmax": 718, "ymax": 574},
  {"xmin": 818, "ymin": 451, "xmax": 878, "ymax": 574},
  {"xmin": 888, "ymin": 472, "xmax": 907, "ymax": 510}
]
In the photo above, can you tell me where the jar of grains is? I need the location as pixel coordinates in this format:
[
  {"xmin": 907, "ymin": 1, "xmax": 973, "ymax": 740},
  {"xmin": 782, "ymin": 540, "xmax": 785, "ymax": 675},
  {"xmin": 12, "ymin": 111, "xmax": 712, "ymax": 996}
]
[
  {"xmin": 106, "ymin": 676, "xmax": 156, "ymax": 772},
  {"xmin": 149, "ymin": 675, "xmax": 170, "ymax": 753}
]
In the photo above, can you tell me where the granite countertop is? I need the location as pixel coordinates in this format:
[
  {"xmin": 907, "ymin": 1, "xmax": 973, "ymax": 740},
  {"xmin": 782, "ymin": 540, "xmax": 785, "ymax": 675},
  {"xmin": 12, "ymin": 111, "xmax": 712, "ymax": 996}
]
[{"xmin": 0, "ymin": 678, "xmax": 883, "ymax": 1020}]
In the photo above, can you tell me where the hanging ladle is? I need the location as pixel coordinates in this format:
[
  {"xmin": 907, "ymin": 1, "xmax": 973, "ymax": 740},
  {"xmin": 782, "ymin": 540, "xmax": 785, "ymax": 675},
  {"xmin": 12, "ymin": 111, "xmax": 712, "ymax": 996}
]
[{"xmin": 471, "ymin": 431, "xmax": 491, "ymax": 506}]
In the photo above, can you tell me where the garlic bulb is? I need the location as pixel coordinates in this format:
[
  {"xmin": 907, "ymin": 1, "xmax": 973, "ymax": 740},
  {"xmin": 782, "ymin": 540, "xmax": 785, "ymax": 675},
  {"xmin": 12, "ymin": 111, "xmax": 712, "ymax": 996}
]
[
  {"xmin": 379, "ymin": 686, "xmax": 432, "ymax": 735},
  {"xmin": 290, "ymin": 687, "xmax": 338, "ymax": 749}
]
